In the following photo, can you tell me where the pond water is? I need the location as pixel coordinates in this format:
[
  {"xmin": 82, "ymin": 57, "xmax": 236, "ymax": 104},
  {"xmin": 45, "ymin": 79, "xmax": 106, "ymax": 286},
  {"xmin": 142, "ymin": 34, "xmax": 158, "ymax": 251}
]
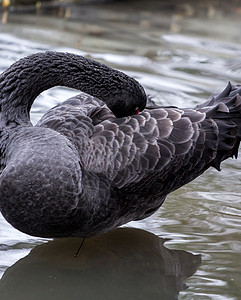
[{"xmin": 0, "ymin": 1, "xmax": 241, "ymax": 299}]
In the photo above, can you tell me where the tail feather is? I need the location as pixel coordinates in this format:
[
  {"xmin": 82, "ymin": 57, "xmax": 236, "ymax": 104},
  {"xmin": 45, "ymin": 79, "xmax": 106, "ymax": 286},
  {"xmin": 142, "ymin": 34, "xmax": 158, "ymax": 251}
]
[{"xmin": 196, "ymin": 82, "xmax": 241, "ymax": 170}]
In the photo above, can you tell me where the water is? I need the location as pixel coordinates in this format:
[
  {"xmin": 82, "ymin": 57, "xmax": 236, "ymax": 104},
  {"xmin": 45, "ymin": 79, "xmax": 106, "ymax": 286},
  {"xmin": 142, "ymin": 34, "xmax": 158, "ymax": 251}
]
[{"xmin": 0, "ymin": 1, "xmax": 241, "ymax": 299}]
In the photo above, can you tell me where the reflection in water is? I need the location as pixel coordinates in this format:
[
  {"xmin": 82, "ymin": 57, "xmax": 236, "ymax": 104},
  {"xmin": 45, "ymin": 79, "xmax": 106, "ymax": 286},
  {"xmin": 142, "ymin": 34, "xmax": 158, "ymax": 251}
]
[{"xmin": 0, "ymin": 228, "xmax": 201, "ymax": 300}]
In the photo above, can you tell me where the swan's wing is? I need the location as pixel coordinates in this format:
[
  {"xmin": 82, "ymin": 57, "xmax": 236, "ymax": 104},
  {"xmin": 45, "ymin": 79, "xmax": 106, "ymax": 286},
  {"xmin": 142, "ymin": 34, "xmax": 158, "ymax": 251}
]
[
  {"xmin": 85, "ymin": 107, "xmax": 213, "ymax": 196},
  {"xmin": 37, "ymin": 94, "xmax": 215, "ymax": 198},
  {"xmin": 37, "ymin": 86, "xmax": 241, "ymax": 201}
]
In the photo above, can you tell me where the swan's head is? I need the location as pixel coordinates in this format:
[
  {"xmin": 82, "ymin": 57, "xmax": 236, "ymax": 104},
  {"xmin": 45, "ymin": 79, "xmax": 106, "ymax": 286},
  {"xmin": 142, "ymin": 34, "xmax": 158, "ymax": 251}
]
[
  {"xmin": 62, "ymin": 52, "xmax": 148, "ymax": 118},
  {"xmin": 106, "ymin": 82, "xmax": 147, "ymax": 118}
]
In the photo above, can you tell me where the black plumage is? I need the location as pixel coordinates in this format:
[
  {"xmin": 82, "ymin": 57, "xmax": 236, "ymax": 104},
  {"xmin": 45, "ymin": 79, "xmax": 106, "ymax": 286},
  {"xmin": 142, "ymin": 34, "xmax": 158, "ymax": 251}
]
[{"xmin": 0, "ymin": 51, "xmax": 240, "ymax": 238}]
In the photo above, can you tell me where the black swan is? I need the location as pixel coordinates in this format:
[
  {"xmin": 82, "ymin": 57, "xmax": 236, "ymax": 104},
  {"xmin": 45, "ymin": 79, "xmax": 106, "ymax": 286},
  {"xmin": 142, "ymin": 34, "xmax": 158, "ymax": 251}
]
[{"xmin": 0, "ymin": 51, "xmax": 240, "ymax": 238}]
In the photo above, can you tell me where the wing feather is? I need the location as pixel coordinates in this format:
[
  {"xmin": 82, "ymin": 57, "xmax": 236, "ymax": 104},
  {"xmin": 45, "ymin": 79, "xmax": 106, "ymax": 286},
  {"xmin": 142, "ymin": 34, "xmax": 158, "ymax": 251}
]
[{"xmin": 37, "ymin": 93, "xmax": 219, "ymax": 199}]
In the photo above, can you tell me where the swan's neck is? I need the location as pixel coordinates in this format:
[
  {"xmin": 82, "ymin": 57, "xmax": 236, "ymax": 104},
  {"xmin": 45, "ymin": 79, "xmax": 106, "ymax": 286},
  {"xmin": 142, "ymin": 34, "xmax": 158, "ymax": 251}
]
[{"xmin": 0, "ymin": 51, "xmax": 146, "ymax": 125}]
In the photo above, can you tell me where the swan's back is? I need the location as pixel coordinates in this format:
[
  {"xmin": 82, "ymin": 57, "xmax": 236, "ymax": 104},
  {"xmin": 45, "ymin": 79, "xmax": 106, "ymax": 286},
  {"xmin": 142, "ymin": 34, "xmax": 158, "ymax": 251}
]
[{"xmin": 36, "ymin": 83, "xmax": 241, "ymax": 222}]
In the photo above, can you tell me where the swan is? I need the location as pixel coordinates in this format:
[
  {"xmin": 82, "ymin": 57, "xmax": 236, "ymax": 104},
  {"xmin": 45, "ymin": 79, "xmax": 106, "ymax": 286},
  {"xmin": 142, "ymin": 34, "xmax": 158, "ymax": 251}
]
[{"xmin": 0, "ymin": 51, "xmax": 240, "ymax": 238}]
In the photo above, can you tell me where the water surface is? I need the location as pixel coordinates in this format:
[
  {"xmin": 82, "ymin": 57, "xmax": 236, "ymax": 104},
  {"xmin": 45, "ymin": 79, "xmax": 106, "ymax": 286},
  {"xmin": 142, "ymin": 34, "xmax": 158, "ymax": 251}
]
[{"xmin": 0, "ymin": 1, "xmax": 241, "ymax": 299}]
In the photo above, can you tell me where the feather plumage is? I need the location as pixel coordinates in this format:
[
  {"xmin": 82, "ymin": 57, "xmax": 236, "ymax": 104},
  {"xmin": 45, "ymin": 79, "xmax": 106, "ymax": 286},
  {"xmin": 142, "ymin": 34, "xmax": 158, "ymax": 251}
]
[{"xmin": 0, "ymin": 52, "xmax": 241, "ymax": 238}]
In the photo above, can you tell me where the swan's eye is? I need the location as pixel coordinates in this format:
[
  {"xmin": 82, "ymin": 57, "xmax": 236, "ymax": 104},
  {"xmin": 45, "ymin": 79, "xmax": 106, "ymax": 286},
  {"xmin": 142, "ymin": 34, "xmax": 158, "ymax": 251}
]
[{"xmin": 135, "ymin": 107, "xmax": 140, "ymax": 115}]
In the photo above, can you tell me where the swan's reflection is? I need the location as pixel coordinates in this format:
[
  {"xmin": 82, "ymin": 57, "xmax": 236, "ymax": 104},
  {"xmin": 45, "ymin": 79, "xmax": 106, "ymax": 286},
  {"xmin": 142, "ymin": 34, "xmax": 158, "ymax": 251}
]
[{"xmin": 0, "ymin": 228, "xmax": 201, "ymax": 299}]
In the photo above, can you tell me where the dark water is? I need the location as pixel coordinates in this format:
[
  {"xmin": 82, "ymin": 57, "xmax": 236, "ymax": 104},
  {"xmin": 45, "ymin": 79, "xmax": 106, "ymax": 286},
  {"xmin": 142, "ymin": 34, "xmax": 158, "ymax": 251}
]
[{"xmin": 0, "ymin": 1, "xmax": 241, "ymax": 299}]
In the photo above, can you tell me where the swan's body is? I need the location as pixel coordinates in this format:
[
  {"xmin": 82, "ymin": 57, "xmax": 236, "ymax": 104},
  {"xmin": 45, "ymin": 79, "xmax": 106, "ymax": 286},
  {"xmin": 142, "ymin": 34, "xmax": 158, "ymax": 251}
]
[{"xmin": 0, "ymin": 51, "xmax": 240, "ymax": 238}]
